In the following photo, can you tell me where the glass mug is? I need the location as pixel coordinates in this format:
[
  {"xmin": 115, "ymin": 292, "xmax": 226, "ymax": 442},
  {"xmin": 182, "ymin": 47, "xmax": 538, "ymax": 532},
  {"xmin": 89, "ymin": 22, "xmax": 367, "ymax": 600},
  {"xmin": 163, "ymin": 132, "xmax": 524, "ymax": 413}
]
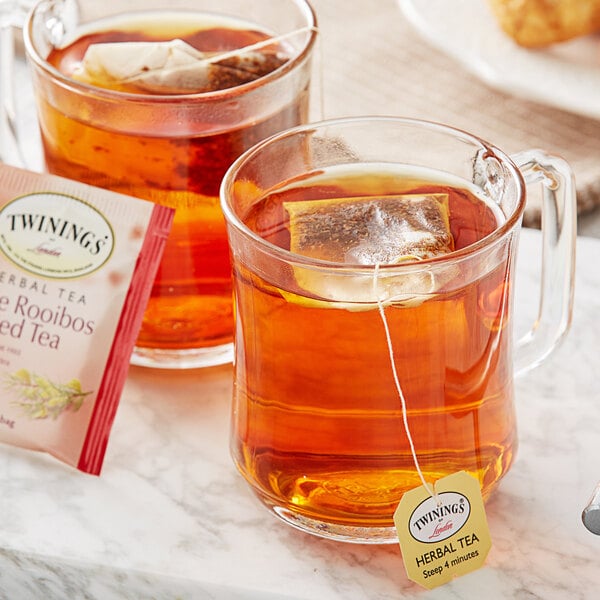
[
  {"xmin": 220, "ymin": 117, "xmax": 576, "ymax": 543},
  {"xmin": 22, "ymin": 0, "xmax": 317, "ymax": 368}
]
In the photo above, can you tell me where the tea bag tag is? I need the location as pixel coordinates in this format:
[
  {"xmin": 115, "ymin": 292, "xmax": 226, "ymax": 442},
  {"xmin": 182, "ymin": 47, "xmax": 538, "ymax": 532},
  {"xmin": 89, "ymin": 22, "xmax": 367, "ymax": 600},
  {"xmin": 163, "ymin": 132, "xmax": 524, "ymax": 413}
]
[
  {"xmin": 393, "ymin": 471, "xmax": 492, "ymax": 590},
  {"xmin": 373, "ymin": 244, "xmax": 491, "ymax": 587}
]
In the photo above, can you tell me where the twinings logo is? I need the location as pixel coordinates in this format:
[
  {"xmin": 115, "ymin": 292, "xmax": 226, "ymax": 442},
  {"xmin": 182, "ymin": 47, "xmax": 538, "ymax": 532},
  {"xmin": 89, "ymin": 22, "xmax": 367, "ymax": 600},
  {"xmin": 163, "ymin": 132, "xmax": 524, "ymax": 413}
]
[
  {"xmin": 409, "ymin": 492, "xmax": 471, "ymax": 544},
  {"xmin": 0, "ymin": 192, "xmax": 114, "ymax": 278}
]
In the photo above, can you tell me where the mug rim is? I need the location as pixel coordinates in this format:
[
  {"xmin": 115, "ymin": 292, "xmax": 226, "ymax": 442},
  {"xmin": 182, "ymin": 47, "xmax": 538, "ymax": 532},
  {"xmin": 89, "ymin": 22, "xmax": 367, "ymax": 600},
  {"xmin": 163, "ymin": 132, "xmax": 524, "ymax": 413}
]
[
  {"xmin": 220, "ymin": 115, "xmax": 528, "ymax": 271},
  {"xmin": 23, "ymin": 0, "xmax": 318, "ymax": 103}
]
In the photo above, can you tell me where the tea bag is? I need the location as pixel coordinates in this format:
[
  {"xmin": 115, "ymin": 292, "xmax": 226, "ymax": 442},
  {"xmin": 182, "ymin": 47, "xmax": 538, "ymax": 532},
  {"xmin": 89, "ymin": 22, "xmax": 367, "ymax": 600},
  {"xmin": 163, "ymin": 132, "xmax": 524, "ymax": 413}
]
[
  {"xmin": 72, "ymin": 37, "xmax": 289, "ymax": 93},
  {"xmin": 284, "ymin": 194, "xmax": 455, "ymax": 305}
]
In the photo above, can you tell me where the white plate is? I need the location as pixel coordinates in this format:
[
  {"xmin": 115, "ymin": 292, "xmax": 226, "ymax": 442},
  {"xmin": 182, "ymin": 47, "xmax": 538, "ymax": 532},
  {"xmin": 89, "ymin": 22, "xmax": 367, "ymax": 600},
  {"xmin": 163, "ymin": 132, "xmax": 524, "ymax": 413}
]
[{"xmin": 399, "ymin": 0, "xmax": 600, "ymax": 120}]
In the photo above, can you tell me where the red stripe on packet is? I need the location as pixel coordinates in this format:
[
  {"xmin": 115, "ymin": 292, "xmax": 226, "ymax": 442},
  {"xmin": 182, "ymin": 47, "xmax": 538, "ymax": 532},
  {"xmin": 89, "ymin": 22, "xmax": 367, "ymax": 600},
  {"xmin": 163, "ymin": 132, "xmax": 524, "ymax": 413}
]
[{"xmin": 77, "ymin": 204, "xmax": 173, "ymax": 474}]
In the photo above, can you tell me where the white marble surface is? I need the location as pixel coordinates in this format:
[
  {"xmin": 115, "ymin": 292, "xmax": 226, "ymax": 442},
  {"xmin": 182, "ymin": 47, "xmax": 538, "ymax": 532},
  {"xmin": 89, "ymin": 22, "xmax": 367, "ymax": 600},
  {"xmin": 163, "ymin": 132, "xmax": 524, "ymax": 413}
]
[
  {"xmin": 2, "ymin": 5, "xmax": 600, "ymax": 596},
  {"xmin": 0, "ymin": 228, "xmax": 598, "ymax": 599}
]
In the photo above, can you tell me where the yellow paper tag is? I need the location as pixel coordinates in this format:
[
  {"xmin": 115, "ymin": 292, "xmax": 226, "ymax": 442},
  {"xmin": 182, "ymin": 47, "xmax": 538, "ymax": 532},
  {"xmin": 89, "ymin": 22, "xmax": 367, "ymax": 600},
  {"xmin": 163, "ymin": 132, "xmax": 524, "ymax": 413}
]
[{"xmin": 393, "ymin": 471, "xmax": 492, "ymax": 590}]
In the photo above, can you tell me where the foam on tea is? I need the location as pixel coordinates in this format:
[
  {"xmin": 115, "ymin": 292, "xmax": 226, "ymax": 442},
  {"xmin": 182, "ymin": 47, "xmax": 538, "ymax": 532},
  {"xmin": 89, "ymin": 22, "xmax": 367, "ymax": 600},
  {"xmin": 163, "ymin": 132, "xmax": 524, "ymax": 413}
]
[
  {"xmin": 0, "ymin": 163, "xmax": 173, "ymax": 474},
  {"xmin": 72, "ymin": 36, "xmax": 290, "ymax": 94},
  {"xmin": 284, "ymin": 194, "xmax": 456, "ymax": 304}
]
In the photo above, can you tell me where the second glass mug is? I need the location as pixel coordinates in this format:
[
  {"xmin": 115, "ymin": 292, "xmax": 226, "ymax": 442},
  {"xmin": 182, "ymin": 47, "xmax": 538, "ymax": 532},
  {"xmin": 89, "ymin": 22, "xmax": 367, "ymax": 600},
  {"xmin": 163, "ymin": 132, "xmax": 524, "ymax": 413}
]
[
  {"xmin": 220, "ymin": 117, "xmax": 576, "ymax": 543},
  {"xmin": 20, "ymin": 0, "xmax": 318, "ymax": 368}
]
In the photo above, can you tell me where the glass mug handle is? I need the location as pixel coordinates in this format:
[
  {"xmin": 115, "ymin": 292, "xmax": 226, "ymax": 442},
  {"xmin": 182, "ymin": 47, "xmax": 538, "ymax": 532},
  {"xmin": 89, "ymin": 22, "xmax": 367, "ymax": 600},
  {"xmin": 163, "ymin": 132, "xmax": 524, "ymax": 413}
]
[
  {"xmin": 510, "ymin": 149, "xmax": 577, "ymax": 377},
  {"xmin": 0, "ymin": 0, "xmax": 46, "ymax": 168},
  {"xmin": 0, "ymin": 2, "xmax": 25, "ymax": 167}
]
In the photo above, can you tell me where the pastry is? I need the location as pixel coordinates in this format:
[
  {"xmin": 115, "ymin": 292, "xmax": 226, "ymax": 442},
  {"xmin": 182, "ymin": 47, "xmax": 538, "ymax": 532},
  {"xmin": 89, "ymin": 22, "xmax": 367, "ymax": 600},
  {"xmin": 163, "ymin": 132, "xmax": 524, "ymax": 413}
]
[{"xmin": 488, "ymin": 0, "xmax": 600, "ymax": 47}]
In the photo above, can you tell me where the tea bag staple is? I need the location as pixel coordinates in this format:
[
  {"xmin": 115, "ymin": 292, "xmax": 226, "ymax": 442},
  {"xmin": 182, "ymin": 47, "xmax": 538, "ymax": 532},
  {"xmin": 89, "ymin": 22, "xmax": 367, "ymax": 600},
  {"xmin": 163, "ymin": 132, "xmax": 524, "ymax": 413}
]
[
  {"xmin": 73, "ymin": 37, "xmax": 289, "ymax": 93},
  {"xmin": 284, "ymin": 194, "xmax": 455, "ymax": 305}
]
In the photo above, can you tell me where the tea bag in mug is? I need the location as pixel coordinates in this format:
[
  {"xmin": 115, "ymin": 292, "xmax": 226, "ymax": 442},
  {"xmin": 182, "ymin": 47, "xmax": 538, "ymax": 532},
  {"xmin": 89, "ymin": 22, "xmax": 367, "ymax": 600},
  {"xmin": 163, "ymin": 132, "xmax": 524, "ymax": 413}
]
[
  {"xmin": 72, "ymin": 37, "xmax": 290, "ymax": 94},
  {"xmin": 284, "ymin": 194, "xmax": 456, "ymax": 305}
]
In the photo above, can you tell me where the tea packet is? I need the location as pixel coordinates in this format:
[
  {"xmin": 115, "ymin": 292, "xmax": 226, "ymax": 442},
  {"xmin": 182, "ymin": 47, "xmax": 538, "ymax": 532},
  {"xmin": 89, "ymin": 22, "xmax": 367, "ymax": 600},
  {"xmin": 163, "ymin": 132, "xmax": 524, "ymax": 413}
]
[
  {"xmin": 72, "ymin": 37, "xmax": 289, "ymax": 94},
  {"xmin": 284, "ymin": 194, "xmax": 455, "ymax": 305},
  {"xmin": 0, "ymin": 163, "xmax": 173, "ymax": 474}
]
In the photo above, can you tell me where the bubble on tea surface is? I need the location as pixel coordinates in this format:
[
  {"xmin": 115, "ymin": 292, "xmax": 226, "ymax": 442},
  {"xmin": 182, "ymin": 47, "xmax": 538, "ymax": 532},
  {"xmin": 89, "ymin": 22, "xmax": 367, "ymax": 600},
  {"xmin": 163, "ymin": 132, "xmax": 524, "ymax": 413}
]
[
  {"xmin": 72, "ymin": 38, "xmax": 289, "ymax": 94},
  {"xmin": 284, "ymin": 194, "xmax": 455, "ymax": 306}
]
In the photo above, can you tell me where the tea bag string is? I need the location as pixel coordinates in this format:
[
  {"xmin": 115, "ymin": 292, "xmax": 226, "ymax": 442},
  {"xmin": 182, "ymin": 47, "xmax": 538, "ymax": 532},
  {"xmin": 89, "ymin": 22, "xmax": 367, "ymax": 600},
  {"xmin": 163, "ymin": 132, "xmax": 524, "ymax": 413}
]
[
  {"xmin": 373, "ymin": 263, "xmax": 441, "ymax": 507},
  {"xmin": 203, "ymin": 25, "xmax": 319, "ymax": 65},
  {"xmin": 203, "ymin": 24, "xmax": 325, "ymax": 125}
]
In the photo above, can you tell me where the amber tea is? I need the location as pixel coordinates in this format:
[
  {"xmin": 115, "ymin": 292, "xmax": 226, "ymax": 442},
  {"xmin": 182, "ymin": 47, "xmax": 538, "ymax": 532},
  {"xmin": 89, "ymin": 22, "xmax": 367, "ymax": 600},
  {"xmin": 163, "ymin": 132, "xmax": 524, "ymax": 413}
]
[
  {"xmin": 230, "ymin": 166, "xmax": 518, "ymax": 534},
  {"xmin": 222, "ymin": 116, "xmax": 576, "ymax": 544},
  {"xmin": 25, "ymin": 1, "xmax": 316, "ymax": 367}
]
